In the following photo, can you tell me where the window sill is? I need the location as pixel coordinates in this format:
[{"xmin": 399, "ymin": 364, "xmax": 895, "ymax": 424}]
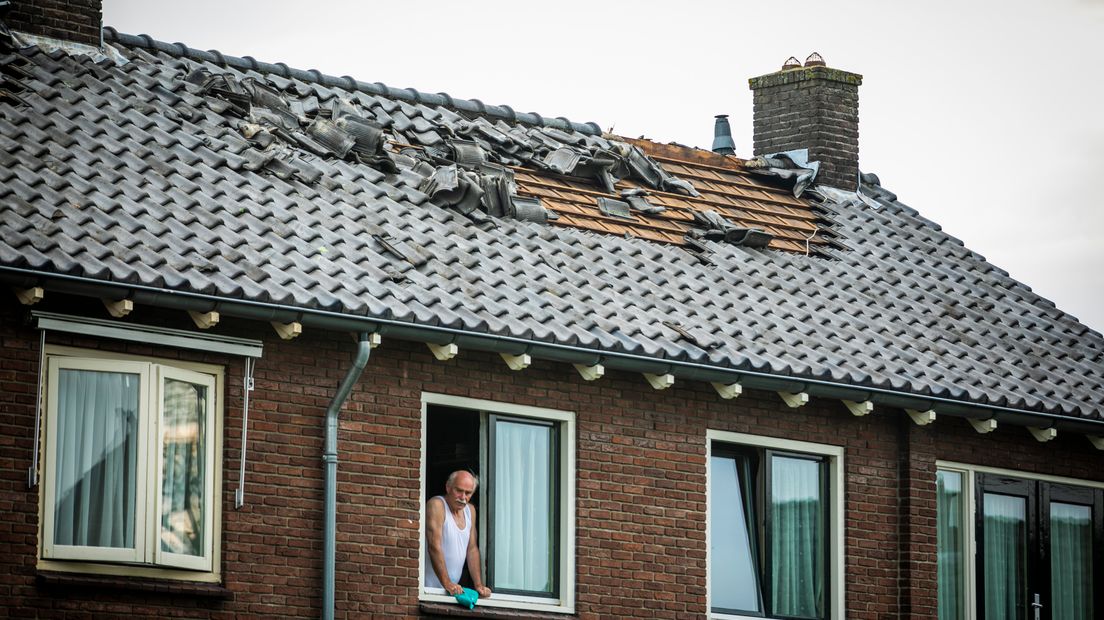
[
  {"xmin": 36, "ymin": 570, "xmax": 234, "ymax": 600},
  {"xmin": 420, "ymin": 602, "xmax": 572, "ymax": 619}
]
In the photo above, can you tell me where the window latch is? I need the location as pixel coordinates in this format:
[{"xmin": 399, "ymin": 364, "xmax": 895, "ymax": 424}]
[{"xmin": 1032, "ymin": 593, "xmax": 1042, "ymax": 620}]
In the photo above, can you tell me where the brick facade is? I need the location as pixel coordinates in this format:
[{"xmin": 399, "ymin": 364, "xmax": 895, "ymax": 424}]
[
  {"xmin": 4, "ymin": 0, "xmax": 102, "ymax": 47},
  {"xmin": 749, "ymin": 66, "xmax": 862, "ymax": 192},
  {"xmin": 3, "ymin": 293, "xmax": 1102, "ymax": 618}
]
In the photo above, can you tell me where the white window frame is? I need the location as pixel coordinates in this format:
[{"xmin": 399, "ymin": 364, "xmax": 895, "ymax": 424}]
[
  {"xmin": 419, "ymin": 393, "xmax": 575, "ymax": 614},
  {"xmin": 38, "ymin": 345, "xmax": 223, "ymax": 581},
  {"xmin": 706, "ymin": 430, "xmax": 845, "ymax": 620},
  {"xmin": 935, "ymin": 461, "xmax": 1104, "ymax": 620}
]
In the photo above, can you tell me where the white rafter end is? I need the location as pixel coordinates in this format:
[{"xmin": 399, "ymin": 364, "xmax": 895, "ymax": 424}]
[
  {"xmin": 968, "ymin": 418, "xmax": 998, "ymax": 434},
  {"xmin": 270, "ymin": 321, "xmax": 302, "ymax": 340},
  {"xmin": 1028, "ymin": 426, "xmax": 1057, "ymax": 442},
  {"xmin": 1087, "ymin": 435, "xmax": 1104, "ymax": 450},
  {"xmin": 427, "ymin": 342, "xmax": 458, "ymax": 361},
  {"xmin": 368, "ymin": 333, "xmax": 382, "ymax": 349},
  {"xmin": 573, "ymin": 363, "xmax": 604, "ymax": 381},
  {"xmin": 712, "ymin": 382, "xmax": 742, "ymax": 400},
  {"xmin": 843, "ymin": 400, "xmax": 873, "ymax": 416},
  {"xmin": 778, "ymin": 391, "xmax": 809, "ymax": 408},
  {"xmin": 102, "ymin": 298, "xmax": 133, "ymax": 318},
  {"xmin": 906, "ymin": 409, "xmax": 936, "ymax": 426},
  {"xmin": 14, "ymin": 286, "xmax": 44, "ymax": 306},
  {"xmin": 644, "ymin": 373, "xmax": 674, "ymax": 390},
  {"xmin": 188, "ymin": 309, "xmax": 220, "ymax": 329},
  {"xmin": 500, "ymin": 352, "xmax": 531, "ymax": 371}
]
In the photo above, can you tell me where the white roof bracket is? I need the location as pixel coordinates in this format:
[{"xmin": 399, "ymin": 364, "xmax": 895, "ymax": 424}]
[
  {"xmin": 712, "ymin": 382, "xmax": 742, "ymax": 400},
  {"xmin": 644, "ymin": 373, "xmax": 674, "ymax": 390},
  {"xmin": 906, "ymin": 409, "xmax": 936, "ymax": 426},
  {"xmin": 1028, "ymin": 426, "xmax": 1057, "ymax": 442},
  {"xmin": 102, "ymin": 297, "xmax": 133, "ymax": 318},
  {"xmin": 14, "ymin": 286, "xmax": 44, "ymax": 305},
  {"xmin": 188, "ymin": 309, "xmax": 220, "ymax": 329},
  {"xmin": 573, "ymin": 363, "xmax": 604, "ymax": 381},
  {"xmin": 1087, "ymin": 435, "xmax": 1104, "ymax": 450},
  {"xmin": 843, "ymin": 400, "xmax": 873, "ymax": 416},
  {"xmin": 778, "ymin": 391, "xmax": 809, "ymax": 408},
  {"xmin": 427, "ymin": 342, "xmax": 458, "ymax": 361},
  {"xmin": 968, "ymin": 418, "xmax": 998, "ymax": 434},
  {"xmin": 271, "ymin": 321, "xmax": 302, "ymax": 340},
  {"xmin": 500, "ymin": 352, "xmax": 531, "ymax": 371}
]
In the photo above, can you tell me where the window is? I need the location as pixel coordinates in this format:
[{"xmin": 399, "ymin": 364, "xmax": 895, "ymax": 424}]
[
  {"xmin": 40, "ymin": 348, "xmax": 222, "ymax": 575},
  {"xmin": 420, "ymin": 394, "xmax": 575, "ymax": 613},
  {"xmin": 937, "ymin": 463, "xmax": 1104, "ymax": 620},
  {"xmin": 707, "ymin": 430, "xmax": 844, "ymax": 620}
]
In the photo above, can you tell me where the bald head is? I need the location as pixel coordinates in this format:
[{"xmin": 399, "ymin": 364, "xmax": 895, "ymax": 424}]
[{"xmin": 446, "ymin": 470, "xmax": 478, "ymax": 491}]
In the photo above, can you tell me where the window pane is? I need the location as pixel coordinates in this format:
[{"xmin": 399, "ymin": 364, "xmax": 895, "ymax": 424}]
[
  {"xmin": 53, "ymin": 369, "xmax": 139, "ymax": 549},
  {"xmin": 937, "ymin": 470, "xmax": 965, "ymax": 620},
  {"xmin": 161, "ymin": 378, "xmax": 207, "ymax": 556},
  {"xmin": 709, "ymin": 454, "xmax": 762, "ymax": 613},
  {"xmin": 771, "ymin": 455, "xmax": 824, "ymax": 619},
  {"xmin": 983, "ymin": 493, "xmax": 1026, "ymax": 620},
  {"xmin": 493, "ymin": 420, "xmax": 554, "ymax": 594},
  {"xmin": 1050, "ymin": 502, "xmax": 1092, "ymax": 620}
]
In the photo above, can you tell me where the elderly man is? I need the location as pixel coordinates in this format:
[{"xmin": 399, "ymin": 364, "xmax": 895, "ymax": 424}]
[{"xmin": 425, "ymin": 470, "xmax": 492, "ymax": 599}]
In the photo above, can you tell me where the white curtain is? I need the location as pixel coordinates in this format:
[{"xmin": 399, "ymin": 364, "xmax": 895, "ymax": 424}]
[
  {"xmin": 53, "ymin": 369, "xmax": 138, "ymax": 548},
  {"xmin": 1050, "ymin": 502, "xmax": 1093, "ymax": 620},
  {"xmin": 160, "ymin": 378, "xmax": 206, "ymax": 556},
  {"xmin": 771, "ymin": 455, "xmax": 824, "ymax": 619},
  {"xmin": 493, "ymin": 420, "xmax": 552, "ymax": 593},
  {"xmin": 983, "ymin": 493, "xmax": 1026, "ymax": 620}
]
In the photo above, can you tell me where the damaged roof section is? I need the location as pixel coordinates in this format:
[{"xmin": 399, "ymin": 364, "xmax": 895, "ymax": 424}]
[
  {"xmin": 515, "ymin": 140, "xmax": 840, "ymax": 255},
  {"xmin": 184, "ymin": 63, "xmax": 715, "ymax": 231}
]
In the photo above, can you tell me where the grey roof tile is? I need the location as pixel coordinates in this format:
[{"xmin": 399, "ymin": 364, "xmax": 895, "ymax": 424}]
[{"xmin": 3, "ymin": 37, "xmax": 1104, "ymax": 421}]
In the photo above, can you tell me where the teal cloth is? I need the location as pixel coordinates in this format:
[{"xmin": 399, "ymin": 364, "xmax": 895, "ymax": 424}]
[{"xmin": 454, "ymin": 587, "xmax": 479, "ymax": 609}]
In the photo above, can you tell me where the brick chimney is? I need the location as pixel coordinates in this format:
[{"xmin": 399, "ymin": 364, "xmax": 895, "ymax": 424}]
[
  {"xmin": 749, "ymin": 53, "xmax": 862, "ymax": 191},
  {"xmin": 4, "ymin": 0, "xmax": 102, "ymax": 47}
]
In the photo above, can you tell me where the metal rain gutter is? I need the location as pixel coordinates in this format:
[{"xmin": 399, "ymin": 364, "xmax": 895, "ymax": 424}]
[
  {"xmin": 323, "ymin": 333, "xmax": 371, "ymax": 620},
  {"xmin": 4, "ymin": 266, "xmax": 1104, "ymax": 434}
]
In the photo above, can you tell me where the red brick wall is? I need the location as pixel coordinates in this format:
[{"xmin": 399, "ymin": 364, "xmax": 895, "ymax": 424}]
[
  {"xmin": 4, "ymin": 0, "xmax": 102, "ymax": 47},
  {"xmin": 3, "ymin": 293, "xmax": 1103, "ymax": 619}
]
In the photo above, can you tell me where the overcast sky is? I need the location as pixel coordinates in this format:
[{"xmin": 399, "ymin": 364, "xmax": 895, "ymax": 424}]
[{"xmin": 103, "ymin": 0, "xmax": 1104, "ymax": 332}]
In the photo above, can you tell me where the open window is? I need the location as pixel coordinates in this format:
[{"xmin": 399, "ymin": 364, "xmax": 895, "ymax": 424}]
[
  {"xmin": 39, "ymin": 347, "xmax": 222, "ymax": 578},
  {"xmin": 421, "ymin": 394, "xmax": 575, "ymax": 613},
  {"xmin": 707, "ymin": 430, "xmax": 844, "ymax": 620}
]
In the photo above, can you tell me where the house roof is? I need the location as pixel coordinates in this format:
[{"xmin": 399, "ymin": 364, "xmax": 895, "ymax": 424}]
[{"xmin": 3, "ymin": 29, "xmax": 1104, "ymax": 425}]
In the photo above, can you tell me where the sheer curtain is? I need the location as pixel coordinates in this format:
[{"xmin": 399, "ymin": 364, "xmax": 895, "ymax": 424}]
[
  {"xmin": 160, "ymin": 378, "xmax": 206, "ymax": 556},
  {"xmin": 53, "ymin": 369, "xmax": 138, "ymax": 548},
  {"xmin": 1050, "ymin": 502, "xmax": 1092, "ymax": 620},
  {"xmin": 493, "ymin": 420, "xmax": 552, "ymax": 593},
  {"xmin": 771, "ymin": 455, "xmax": 824, "ymax": 619},
  {"xmin": 937, "ymin": 471, "xmax": 964, "ymax": 620},
  {"xmin": 983, "ymin": 493, "xmax": 1026, "ymax": 620}
]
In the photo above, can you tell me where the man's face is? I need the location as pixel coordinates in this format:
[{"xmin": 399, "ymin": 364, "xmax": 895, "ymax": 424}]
[{"xmin": 445, "ymin": 474, "xmax": 475, "ymax": 511}]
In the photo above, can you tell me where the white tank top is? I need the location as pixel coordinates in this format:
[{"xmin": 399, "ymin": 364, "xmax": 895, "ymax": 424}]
[{"xmin": 424, "ymin": 496, "xmax": 471, "ymax": 588}]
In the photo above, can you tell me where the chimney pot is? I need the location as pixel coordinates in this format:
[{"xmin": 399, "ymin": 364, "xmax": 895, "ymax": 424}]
[
  {"xmin": 782, "ymin": 56, "xmax": 802, "ymax": 71},
  {"xmin": 804, "ymin": 52, "xmax": 826, "ymax": 67}
]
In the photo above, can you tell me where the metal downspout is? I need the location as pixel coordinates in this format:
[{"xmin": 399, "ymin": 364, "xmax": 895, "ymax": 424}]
[{"xmin": 323, "ymin": 333, "xmax": 371, "ymax": 620}]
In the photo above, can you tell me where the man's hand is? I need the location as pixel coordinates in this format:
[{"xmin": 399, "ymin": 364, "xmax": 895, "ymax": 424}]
[
  {"xmin": 475, "ymin": 585, "xmax": 492, "ymax": 599},
  {"xmin": 444, "ymin": 582, "xmax": 464, "ymax": 596}
]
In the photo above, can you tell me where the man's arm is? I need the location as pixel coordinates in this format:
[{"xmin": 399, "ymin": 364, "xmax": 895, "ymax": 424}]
[
  {"xmin": 426, "ymin": 499, "xmax": 463, "ymax": 595},
  {"xmin": 466, "ymin": 504, "xmax": 492, "ymax": 598}
]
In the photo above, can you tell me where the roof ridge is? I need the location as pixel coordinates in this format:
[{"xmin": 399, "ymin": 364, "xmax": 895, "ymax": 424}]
[{"xmin": 101, "ymin": 27, "xmax": 603, "ymax": 137}]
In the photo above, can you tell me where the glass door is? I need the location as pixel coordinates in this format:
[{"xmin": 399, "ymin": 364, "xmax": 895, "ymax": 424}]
[{"xmin": 977, "ymin": 475, "xmax": 1102, "ymax": 620}]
